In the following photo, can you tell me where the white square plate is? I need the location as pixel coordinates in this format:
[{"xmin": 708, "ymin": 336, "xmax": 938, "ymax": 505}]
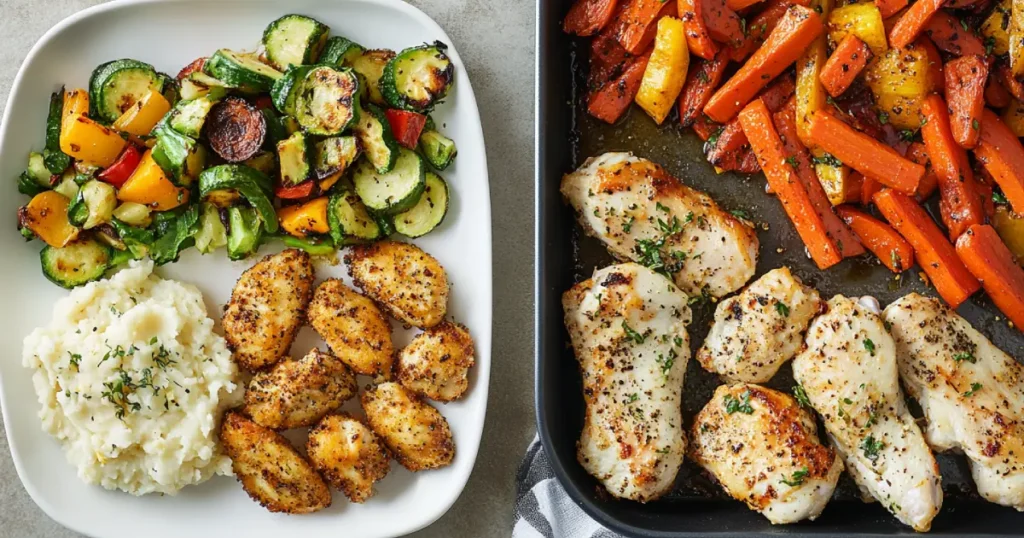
[{"xmin": 0, "ymin": 1, "xmax": 492, "ymax": 537}]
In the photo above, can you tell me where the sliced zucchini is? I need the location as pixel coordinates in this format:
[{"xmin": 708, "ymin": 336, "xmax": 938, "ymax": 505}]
[
  {"xmin": 180, "ymin": 72, "xmax": 233, "ymax": 101},
  {"xmin": 78, "ymin": 180, "xmax": 117, "ymax": 229},
  {"xmin": 22, "ymin": 152, "xmax": 53, "ymax": 195},
  {"xmin": 418, "ymin": 128, "xmax": 457, "ymax": 171},
  {"xmin": 159, "ymin": 74, "xmax": 180, "ymax": 108},
  {"xmin": 328, "ymin": 189, "xmax": 382, "ymax": 244},
  {"xmin": 352, "ymin": 147, "xmax": 425, "ymax": 214},
  {"xmin": 168, "ymin": 94, "xmax": 220, "ymax": 138},
  {"xmin": 40, "ymin": 237, "xmax": 111, "ymax": 289},
  {"xmin": 195, "ymin": 202, "xmax": 228, "ymax": 254},
  {"xmin": 348, "ymin": 49, "xmax": 396, "ymax": 106},
  {"xmin": 320, "ymin": 36, "xmax": 364, "ymax": 66},
  {"xmin": 277, "ymin": 131, "xmax": 312, "ymax": 186},
  {"xmin": 111, "ymin": 219, "xmax": 154, "ymax": 259},
  {"xmin": 270, "ymin": 65, "xmax": 313, "ymax": 116},
  {"xmin": 377, "ymin": 213, "xmax": 396, "ymax": 237},
  {"xmin": 262, "ymin": 14, "xmax": 330, "ymax": 71},
  {"xmin": 243, "ymin": 151, "xmax": 278, "ymax": 177},
  {"xmin": 198, "ymin": 164, "xmax": 277, "ymax": 232},
  {"xmin": 152, "ymin": 128, "xmax": 206, "ymax": 184},
  {"xmin": 204, "ymin": 49, "xmax": 283, "ymax": 93},
  {"xmin": 88, "ymin": 59, "xmax": 164, "ymax": 123},
  {"xmin": 53, "ymin": 176, "xmax": 79, "ymax": 201},
  {"xmin": 67, "ymin": 191, "xmax": 89, "ymax": 228},
  {"xmin": 93, "ymin": 224, "xmax": 126, "ymax": 251},
  {"xmin": 261, "ymin": 108, "xmax": 289, "ymax": 147},
  {"xmin": 314, "ymin": 136, "xmax": 360, "ymax": 179},
  {"xmin": 394, "ymin": 172, "xmax": 448, "ymax": 237},
  {"xmin": 381, "ymin": 42, "xmax": 454, "ymax": 112},
  {"xmin": 44, "ymin": 90, "xmax": 71, "ymax": 174},
  {"xmin": 226, "ymin": 206, "xmax": 264, "ymax": 260},
  {"xmin": 292, "ymin": 66, "xmax": 360, "ymax": 136},
  {"xmin": 353, "ymin": 103, "xmax": 398, "ymax": 173},
  {"xmin": 112, "ymin": 202, "xmax": 152, "ymax": 227},
  {"xmin": 282, "ymin": 235, "xmax": 335, "ymax": 255},
  {"xmin": 18, "ymin": 172, "xmax": 48, "ymax": 197}
]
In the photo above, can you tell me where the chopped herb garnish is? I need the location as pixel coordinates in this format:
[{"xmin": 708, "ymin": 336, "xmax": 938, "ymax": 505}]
[
  {"xmin": 697, "ymin": 70, "xmax": 710, "ymax": 84},
  {"xmin": 656, "ymin": 348, "xmax": 678, "ymax": 377},
  {"xmin": 149, "ymin": 336, "xmax": 158, "ymax": 345},
  {"xmin": 623, "ymin": 215, "xmax": 635, "ymax": 233},
  {"xmin": 878, "ymin": 111, "xmax": 889, "ymax": 125},
  {"xmin": 622, "ymin": 321, "xmax": 646, "ymax": 344},
  {"xmin": 792, "ymin": 385, "xmax": 811, "ymax": 408},
  {"xmin": 785, "ymin": 155, "xmax": 799, "ymax": 168},
  {"xmin": 656, "ymin": 201, "xmax": 671, "ymax": 213},
  {"xmin": 811, "ymin": 153, "xmax": 842, "ymax": 167},
  {"xmin": 775, "ymin": 301, "xmax": 790, "ymax": 317},
  {"xmin": 953, "ymin": 351, "xmax": 976, "ymax": 363},
  {"xmin": 860, "ymin": 435, "xmax": 884, "ymax": 462},
  {"xmin": 780, "ymin": 467, "xmax": 810, "ymax": 487},
  {"xmin": 972, "ymin": 118, "xmax": 980, "ymax": 131},
  {"xmin": 993, "ymin": 191, "xmax": 1008, "ymax": 204},
  {"xmin": 730, "ymin": 209, "xmax": 752, "ymax": 220},
  {"xmin": 898, "ymin": 129, "xmax": 916, "ymax": 142},
  {"xmin": 673, "ymin": 336, "xmax": 684, "ymax": 347},
  {"xmin": 627, "ymin": 393, "xmax": 640, "ymax": 403},
  {"xmin": 863, "ymin": 338, "xmax": 876, "ymax": 356},
  {"xmin": 964, "ymin": 382, "xmax": 982, "ymax": 397},
  {"xmin": 67, "ymin": 352, "xmax": 81, "ymax": 371},
  {"xmin": 724, "ymin": 390, "xmax": 755, "ymax": 414}
]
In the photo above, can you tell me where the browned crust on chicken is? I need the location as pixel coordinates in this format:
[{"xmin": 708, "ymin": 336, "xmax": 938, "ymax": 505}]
[
  {"xmin": 345, "ymin": 240, "xmax": 449, "ymax": 328},
  {"xmin": 361, "ymin": 382, "xmax": 455, "ymax": 471},
  {"xmin": 307, "ymin": 279, "xmax": 394, "ymax": 377},
  {"xmin": 244, "ymin": 348, "xmax": 358, "ymax": 430},
  {"xmin": 395, "ymin": 321, "xmax": 476, "ymax": 402},
  {"xmin": 306, "ymin": 413, "xmax": 391, "ymax": 503}
]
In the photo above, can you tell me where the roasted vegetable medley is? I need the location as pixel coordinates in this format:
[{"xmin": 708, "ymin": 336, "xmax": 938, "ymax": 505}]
[
  {"xmin": 16, "ymin": 13, "xmax": 458, "ymax": 288},
  {"xmin": 564, "ymin": 0, "xmax": 1024, "ymax": 330}
]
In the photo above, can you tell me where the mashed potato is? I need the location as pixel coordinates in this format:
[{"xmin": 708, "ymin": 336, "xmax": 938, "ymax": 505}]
[{"xmin": 23, "ymin": 260, "xmax": 242, "ymax": 495}]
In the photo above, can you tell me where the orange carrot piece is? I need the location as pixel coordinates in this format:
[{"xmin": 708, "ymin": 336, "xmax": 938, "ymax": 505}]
[
  {"xmin": 727, "ymin": 0, "xmax": 764, "ymax": 11},
  {"xmin": 819, "ymin": 35, "xmax": 873, "ymax": 98},
  {"xmin": 678, "ymin": 49, "xmax": 730, "ymax": 126},
  {"xmin": 587, "ymin": 52, "xmax": 651, "ymax": 123},
  {"xmin": 976, "ymin": 108, "xmax": 1024, "ymax": 215},
  {"xmin": 775, "ymin": 100, "xmax": 865, "ymax": 257},
  {"xmin": 889, "ymin": 0, "xmax": 944, "ymax": 50},
  {"xmin": 923, "ymin": 11, "xmax": 987, "ymax": 57},
  {"xmin": 564, "ymin": 0, "xmax": 620, "ymax": 36},
  {"xmin": 974, "ymin": 167, "xmax": 997, "ymax": 219},
  {"xmin": 704, "ymin": 5, "xmax": 823, "ymax": 123},
  {"xmin": 861, "ymin": 175, "xmax": 882, "ymax": 206},
  {"xmin": 739, "ymin": 98, "xmax": 844, "ymax": 269},
  {"xmin": 703, "ymin": 0, "xmax": 746, "ymax": 46},
  {"xmin": 955, "ymin": 224, "xmax": 1024, "ymax": 329},
  {"xmin": 616, "ymin": 0, "xmax": 673, "ymax": 53},
  {"xmin": 729, "ymin": 0, "xmax": 810, "ymax": 62},
  {"xmin": 874, "ymin": 189, "xmax": 981, "ymax": 307},
  {"xmin": 837, "ymin": 206, "xmax": 915, "ymax": 272},
  {"xmin": 944, "ymin": 55, "xmax": 989, "ymax": 149},
  {"xmin": 875, "ymin": 0, "xmax": 908, "ymax": 18},
  {"xmin": 906, "ymin": 142, "xmax": 939, "ymax": 199},
  {"xmin": 920, "ymin": 95, "xmax": 985, "ymax": 240},
  {"xmin": 679, "ymin": 0, "xmax": 720, "ymax": 59},
  {"xmin": 589, "ymin": 30, "xmax": 631, "ymax": 88},
  {"xmin": 706, "ymin": 75, "xmax": 795, "ymax": 166},
  {"xmin": 806, "ymin": 111, "xmax": 925, "ymax": 193},
  {"xmin": 986, "ymin": 75, "xmax": 1013, "ymax": 108}
]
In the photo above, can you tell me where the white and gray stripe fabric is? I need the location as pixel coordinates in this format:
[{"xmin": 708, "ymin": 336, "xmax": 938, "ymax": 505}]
[{"xmin": 514, "ymin": 437, "xmax": 622, "ymax": 538}]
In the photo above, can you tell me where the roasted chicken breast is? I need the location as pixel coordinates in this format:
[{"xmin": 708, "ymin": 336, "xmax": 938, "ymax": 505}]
[
  {"xmin": 396, "ymin": 320, "xmax": 475, "ymax": 402},
  {"xmin": 690, "ymin": 384, "xmax": 843, "ymax": 524},
  {"xmin": 885, "ymin": 293, "xmax": 1024, "ymax": 510},
  {"xmin": 346, "ymin": 240, "xmax": 449, "ymax": 328},
  {"xmin": 222, "ymin": 249, "xmax": 314, "ymax": 371},
  {"xmin": 793, "ymin": 295, "xmax": 942, "ymax": 532},
  {"xmin": 563, "ymin": 262, "xmax": 691, "ymax": 502},
  {"xmin": 561, "ymin": 152, "xmax": 759, "ymax": 298},
  {"xmin": 219, "ymin": 411, "xmax": 331, "ymax": 514},
  {"xmin": 361, "ymin": 382, "xmax": 455, "ymax": 471},
  {"xmin": 244, "ymin": 348, "xmax": 358, "ymax": 430},
  {"xmin": 307, "ymin": 414, "xmax": 391, "ymax": 503},
  {"xmin": 308, "ymin": 279, "xmax": 394, "ymax": 377},
  {"xmin": 697, "ymin": 267, "xmax": 822, "ymax": 383}
]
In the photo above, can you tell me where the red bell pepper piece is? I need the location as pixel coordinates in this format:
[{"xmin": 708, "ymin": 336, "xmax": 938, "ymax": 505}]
[
  {"xmin": 252, "ymin": 95, "xmax": 274, "ymax": 111},
  {"xmin": 275, "ymin": 180, "xmax": 315, "ymax": 200},
  {"xmin": 176, "ymin": 57, "xmax": 207, "ymax": 81},
  {"xmin": 97, "ymin": 145, "xmax": 143, "ymax": 189},
  {"xmin": 385, "ymin": 109, "xmax": 428, "ymax": 149}
]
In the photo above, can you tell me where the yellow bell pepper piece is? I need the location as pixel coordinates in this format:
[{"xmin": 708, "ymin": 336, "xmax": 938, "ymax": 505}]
[
  {"xmin": 828, "ymin": 2, "xmax": 888, "ymax": 57},
  {"xmin": 319, "ymin": 171, "xmax": 343, "ymax": 193},
  {"xmin": 634, "ymin": 17, "xmax": 689, "ymax": 125},
  {"xmin": 982, "ymin": 0, "xmax": 1011, "ymax": 56},
  {"xmin": 60, "ymin": 114, "xmax": 128, "ymax": 168},
  {"xmin": 118, "ymin": 150, "xmax": 189, "ymax": 211},
  {"xmin": 18, "ymin": 191, "xmax": 80, "ymax": 248},
  {"xmin": 994, "ymin": 206, "xmax": 1024, "ymax": 265},
  {"xmin": 112, "ymin": 88, "xmax": 171, "ymax": 136},
  {"xmin": 61, "ymin": 89, "xmax": 89, "ymax": 128},
  {"xmin": 278, "ymin": 197, "xmax": 330, "ymax": 238},
  {"xmin": 1003, "ymin": 99, "xmax": 1024, "ymax": 137}
]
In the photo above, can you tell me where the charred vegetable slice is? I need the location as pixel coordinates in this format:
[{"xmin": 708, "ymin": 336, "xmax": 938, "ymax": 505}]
[
  {"xmin": 75, "ymin": 180, "xmax": 117, "ymax": 229},
  {"xmin": 393, "ymin": 172, "xmax": 448, "ymax": 237},
  {"xmin": 381, "ymin": 42, "xmax": 454, "ymax": 112},
  {"xmin": 152, "ymin": 127, "xmax": 206, "ymax": 184},
  {"xmin": 352, "ymin": 146, "xmax": 425, "ymax": 214},
  {"xmin": 180, "ymin": 71, "xmax": 233, "ymax": 101},
  {"xmin": 19, "ymin": 152, "xmax": 53, "ymax": 196},
  {"xmin": 328, "ymin": 188, "xmax": 383, "ymax": 243},
  {"xmin": 18, "ymin": 190, "xmax": 79, "ymax": 247},
  {"xmin": 44, "ymin": 90, "xmax": 71, "ymax": 174},
  {"xmin": 168, "ymin": 94, "xmax": 221, "ymax": 138},
  {"xmin": 262, "ymin": 14, "xmax": 330, "ymax": 71},
  {"xmin": 294, "ymin": 66, "xmax": 360, "ymax": 135},
  {"xmin": 88, "ymin": 59, "xmax": 164, "ymax": 122},
  {"xmin": 418, "ymin": 121, "xmax": 457, "ymax": 171},
  {"xmin": 40, "ymin": 237, "xmax": 110, "ymax": 289},
  {"xmin": 195, "ymin": 202, "xmax": 228, "ymax": 254},
  {"xmin": 271, "ymin": 65, "xmax": 313, "ymax": 116},
  {"xmin": 206, "ymin": 97, "xmax": 267, "ymax": 162},
  {"xmin": 278, "ymin": 131, "xmax": 313, "ymax": 186},
  {"xmin": 354, "ymin": 103, "xmax": 399, "ymax": 173},
  {"xmin": 314, "ymin": 136, "xmax": 360, "ymax": 179},
  {"xmin": 320, "ymin": 36, "xmax": 365, "ymax": 66},
  {"xmin": 349, "ymin": 49, "xmax": 396, "ymax": 105},
  {"xmin": 198, "ymin": 164, "xmax": 278, "ymax": 233},
  {"xmin": 226, "ymin": 206, "xmax": 264, "ymax": 260},
  {"xmin": 204, "ymin": 49, "xmax": 283, "ymax": 93}
]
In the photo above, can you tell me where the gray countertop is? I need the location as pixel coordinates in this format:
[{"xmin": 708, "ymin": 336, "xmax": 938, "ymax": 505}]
[{"xmin": 0, "ymin": 1, "xmax": 536, "ymax": 536}]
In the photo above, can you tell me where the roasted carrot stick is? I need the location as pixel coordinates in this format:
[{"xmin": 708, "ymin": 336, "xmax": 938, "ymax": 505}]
[
  {"xmin": 955, "ymin": 224, "xmax": 1024, "ymax": 329},
  {"xmin": 819, "ymin": 35, "xmax": 873, "ymax": 98},
  {"xmin": 678, "ymin": 49, "xmax": 730, "ymax": 127},
  {"xmin": 836, "ymin": 206, "xmax": 915, "ymax": 272},
  {"xmin": 738, "ymin": 149, "xmax": 761, "ymax": 173},
  {"xmin": 564, "ymin": 0, "xmax": 620, "ymax": 36},
  {"xmin": 889, "ymin": 0, "xmax": 944, "ymax": 50},
  {"xmin": 775, "ymin": 100, "xmax": 865, "ymax": 257},
  {"xmin": 975, "ymin": 108, "xmax": 1024, "ymax": 215},
  {"xmin": 587, "ymin": 52, "xmax": 651, "ymax": 123},
  {"xmin": 729, "ymin": 0, "xmax": 811, "ymax": 62},
  {"xmin": 860, "ymin": 175, "xmax": 882, "ymax": 206},
  {"xmin": 704, "ymin": 5, "xmax": 824, "ymax": 123},
  {"xmin": 703, "ymin": 0, "xmax": 746, "ymax": 46},
  {"xmin": 679, "ymin": 0, "xmax": 719, "ymax": 59},
  {"xmin": 874, "ymin": 189, "xmax": 980, "ymax": 307},
  {"xmin": 974, "ymin": 167, "xmax": 997, "ymax": 219},
  {"xmin": 692, "ymin": 114, "xmax": 718, "ymax": 140},
  {"xmin": 615, "ymin": 0, "xmax": 674, "ymax": 53},
  {"xmin": 986, "ymin": 75, "xmax": 1013, "ymax": 108},
  {"xmin": 588, "ymin": 30, "xmax": 631, "ymax": 88},
  {"xmin": 906, "ymin": 142, "xmax": 939, "ymax": 199},
  {"xmin": 944, "ymin": 55, "xmax": 989, "ymax": 149},
  {"xmin": 706, "ymin": 75, "xmax": 795, "ymax": 165},
  {"xmin": 740, "ymin": 98, "xmax": 844, "ymax": 269},
  {"xmin": 923, "ymin": 11, "xmax": 987, "ymax": 57},
  {"xmin": 727, "ymin": 0, "xmax": 765, "ymax": 11},
  {"xmin": 806, "ymin": 111, "xmax": 925, "ymax": 193},
  {"xmin": 920, "ymin": 95, "xmax": 985, "ymax": 240},
  {"xmin": 875, "ymin": 0, "xmax": 908, "ymax": 18}
]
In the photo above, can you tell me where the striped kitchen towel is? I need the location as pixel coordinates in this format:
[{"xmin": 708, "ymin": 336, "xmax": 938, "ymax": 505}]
[{"xmin": 514, "ymin": 436, "xmax": 622, "ymax": 538}]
